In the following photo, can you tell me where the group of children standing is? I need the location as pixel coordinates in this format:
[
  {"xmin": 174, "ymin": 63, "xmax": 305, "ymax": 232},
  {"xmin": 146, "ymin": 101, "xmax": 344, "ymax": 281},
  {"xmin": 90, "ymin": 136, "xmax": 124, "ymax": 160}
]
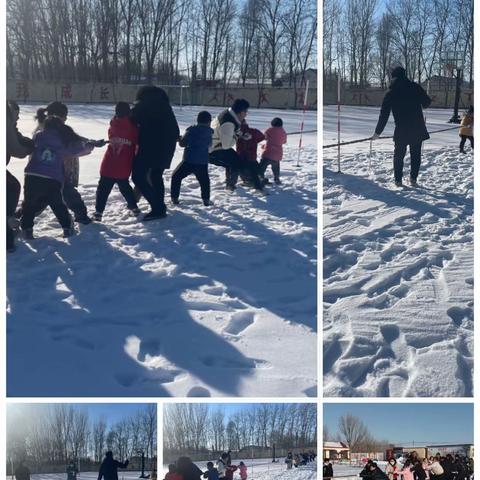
[{"xmin": 6, "ymin": 91, "xmax": 288, "ymax": 250}]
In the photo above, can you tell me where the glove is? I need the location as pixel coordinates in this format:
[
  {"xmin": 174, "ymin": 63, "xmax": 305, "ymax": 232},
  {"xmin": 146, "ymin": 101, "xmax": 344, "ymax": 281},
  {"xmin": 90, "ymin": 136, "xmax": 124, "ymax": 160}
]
[
  {"xmin": 90, "ymin": 139, "xmax": 107, "ymax": 148},
  {"xmin": 241, "ymin": 132, "xmax": 252, "ymax": 141},
  {"xmin": 372, "ymin": 133, "xmax": 380, "ymax": 140}
]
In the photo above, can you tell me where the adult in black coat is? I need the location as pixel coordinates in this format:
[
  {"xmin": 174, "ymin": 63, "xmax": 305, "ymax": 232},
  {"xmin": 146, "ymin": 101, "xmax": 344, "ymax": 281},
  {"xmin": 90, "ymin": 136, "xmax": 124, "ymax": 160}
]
[
  {"xmin": 14, "ymin": 462, "xmax": 31, "ymax": 480},
  {"xmin": 131, "ymin": 86, "xmax": 180, "ymax": 221},
  {"xmin": 97, "ymin": 451, "xmax": 129, "ymax": 480},
  {"xmin": 374, "ymin": 66, "xmax": 431, "ymax": 186},
  {"xmin": 177, "ymin": 456, "xmax": 204, "ymax": 480},
  {"xmin": 6, "ymin": 101, "xmax": 34, "ymax": 252},
  {"xmin": 323, "ymin": 459, "xmax": 334, "ymax": 479}
]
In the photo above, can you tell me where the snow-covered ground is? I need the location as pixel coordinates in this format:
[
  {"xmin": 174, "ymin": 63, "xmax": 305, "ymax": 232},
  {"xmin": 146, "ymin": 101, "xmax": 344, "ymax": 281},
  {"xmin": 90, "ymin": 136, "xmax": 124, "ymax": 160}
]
[
  {"xmin": 30, "ymin": 471, "xmax": 144, "ymax": 480},
  {"xmin": 7, "ymin": 105, "xmax": 317, "ymax": 397},
  {"xmin": 323, "ymin": 106, "xmax": 473, "ymax": 397},
  {"xmin": 162, "ymin": 458, "xmax": 317, "ymax": 479}
]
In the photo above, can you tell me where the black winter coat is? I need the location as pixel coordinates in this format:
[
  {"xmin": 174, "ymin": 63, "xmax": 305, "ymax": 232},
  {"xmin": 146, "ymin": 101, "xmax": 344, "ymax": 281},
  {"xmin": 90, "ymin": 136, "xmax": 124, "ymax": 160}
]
[
  {"xmin": 97, "ymin": 458, "xmax": 129, "ymax": 480},
  {"xmin": 177, "ymin": 462, "xmax": 204, "ymax": 480},
  {"xmin": 131, "ymin": 101, "xmax": 180, "ymax": 170},
  {"xmin": 324, "ymin": 464, "xmax": 334, "ymax": 478},
  {"xmin": 375, "ymin": 77, "xmax": 431, "ymax": 145}
]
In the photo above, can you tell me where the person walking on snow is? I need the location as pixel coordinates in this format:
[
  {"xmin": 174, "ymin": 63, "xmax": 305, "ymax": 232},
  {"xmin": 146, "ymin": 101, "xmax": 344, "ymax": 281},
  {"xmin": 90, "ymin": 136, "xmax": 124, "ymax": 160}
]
[
  {"xmin": 373, "ymin": 66, "xmax": 431, "ymax": 187},
  {"xmin": 259, "ymin": 117, "xmax": 287, "ymax": 185},
  {"xmin": 459, "ymin": 106, "xmax": 473, "ymax": 153},
  {"xmin": 94, "ymin": 101, "xmax": 140, "ymax": 221}
]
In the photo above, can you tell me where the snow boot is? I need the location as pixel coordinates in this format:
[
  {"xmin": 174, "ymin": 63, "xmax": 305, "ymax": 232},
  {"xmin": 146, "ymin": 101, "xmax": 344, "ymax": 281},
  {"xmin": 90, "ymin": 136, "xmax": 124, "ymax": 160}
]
[
  {"xmin": 129, "ymin": 207, "xmax": 141, "ymax": 215},
  {"xmin": 203, "ymin": 199, "xmax": 213, "ymax": 206},
  {"xmin": 143, "ymin": 211, "xmax": 167, "ymax": 221},
  {"xmin": 75, "ymin": 214, "xmax": 92, "ymax": 225},
  {"xmin": 394, "ymin": 180, "xmax": 403, "ymax": 187},
  {"xmin": 63, "ymin": 227, "xmax": 76, "ymax": 238},
  {"xmin": 22, "ymin": 228, "xmax": 34, "ymax": 240},
  {"xmin": 410, "ymin": 177, "xmax": 418, "ymax": 187},
  {"xmin": 93, "ymin": 212, "xmax": 103, "ymax": 222},
  {"xmin": 225, "ymin": 185, "xmax": 236, "ymax": 193},
  {"xmin": 171, "ymin": 197, "xmax": 180, "ymax": 205}
]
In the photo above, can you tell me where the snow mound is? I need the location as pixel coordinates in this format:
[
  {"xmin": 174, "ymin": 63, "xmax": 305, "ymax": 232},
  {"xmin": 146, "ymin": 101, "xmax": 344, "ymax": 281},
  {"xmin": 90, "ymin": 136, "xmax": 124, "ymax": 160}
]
[{"xmin": 323, "ymin": 145, "xmax": 473, "ymax": 397}]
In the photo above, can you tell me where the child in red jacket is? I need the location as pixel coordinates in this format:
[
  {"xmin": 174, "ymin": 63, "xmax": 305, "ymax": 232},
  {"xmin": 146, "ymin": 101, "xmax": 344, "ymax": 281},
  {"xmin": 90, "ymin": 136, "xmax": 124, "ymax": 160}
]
[
  {"xmin": 164, "ymin": 464, "xmax": 182, "ymax": 480},
  {"xmin": 94, "ymin": 102, "xmax": 140, "ymax": 221},
  {"xmin": 259, "ymin": 117, "xmax": 287, "ymax": 184},
  {"xmin": 236, "ymin": 121, "xmax": 265, "ymax": 186}
]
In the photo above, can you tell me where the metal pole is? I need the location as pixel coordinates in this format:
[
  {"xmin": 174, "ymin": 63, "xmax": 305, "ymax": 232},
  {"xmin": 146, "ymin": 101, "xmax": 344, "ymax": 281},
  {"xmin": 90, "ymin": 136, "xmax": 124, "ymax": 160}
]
[
  {"xmin": 296, "ymin": 80, "xmax": 309, "ymax": 167},
  {"xmin": 180, "ymin": 86, "xmax": 183, "ymax": 110},
  {"xmin": 337, "ymin": 70, "xmax": 341, "ymax": 173}
]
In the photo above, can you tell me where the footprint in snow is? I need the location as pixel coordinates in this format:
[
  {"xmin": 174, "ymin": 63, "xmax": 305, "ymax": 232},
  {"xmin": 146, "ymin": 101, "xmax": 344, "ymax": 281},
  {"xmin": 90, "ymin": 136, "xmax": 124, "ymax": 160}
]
[
  {"xmin": 447, "ymin": 306, "xmax": 473, "ymax": 327},
  {"xmin": 223, "ymin": 311, "xmax": 256, "ymax": 335}
]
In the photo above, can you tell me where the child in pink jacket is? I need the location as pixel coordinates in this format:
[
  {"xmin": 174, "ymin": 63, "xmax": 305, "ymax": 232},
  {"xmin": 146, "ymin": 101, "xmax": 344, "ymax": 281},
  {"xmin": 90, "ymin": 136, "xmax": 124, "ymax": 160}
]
[
  {"xmin": 259, "ymin": 117, "xmax": 287, "ymax": 184},
  {"xmin": 238, "ymin": 461, "xmax": 247, "ymax": 480},
  {"xmin": 398, "ymin": 460, "xmax": 415, "ymax": 480}
]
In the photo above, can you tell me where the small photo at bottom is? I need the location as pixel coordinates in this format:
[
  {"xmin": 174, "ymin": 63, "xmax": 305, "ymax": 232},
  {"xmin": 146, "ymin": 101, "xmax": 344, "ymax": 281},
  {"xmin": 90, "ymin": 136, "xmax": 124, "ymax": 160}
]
[
  {"xmin": 7, "ymin": 402, "xmax": 157, "ymax": 480},
  {"xmin": 323, "ymin": 403, "xmax": 473, "ymax": 480},
  {"xmin": 163, "ymin": 402, "xmax": 318, "ymax": 479}
]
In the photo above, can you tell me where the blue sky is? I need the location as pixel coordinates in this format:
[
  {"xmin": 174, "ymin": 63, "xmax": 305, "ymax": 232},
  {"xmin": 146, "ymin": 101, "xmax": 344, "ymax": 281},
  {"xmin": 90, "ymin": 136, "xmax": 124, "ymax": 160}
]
[
  {"xmin": 324, "ymin": 404, "xmax": 473, "ymax": 445},
  {"xmin": 8, "ymin": 403, "xmax": 154, "ymax": 429}
]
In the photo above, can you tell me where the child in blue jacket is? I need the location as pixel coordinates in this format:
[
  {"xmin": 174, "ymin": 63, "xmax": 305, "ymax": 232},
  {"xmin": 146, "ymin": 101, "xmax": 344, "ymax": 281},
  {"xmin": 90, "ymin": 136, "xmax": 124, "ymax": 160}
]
[{"xmin": 171, "ymin": 111, "xmax": 213, "ymax": 206}]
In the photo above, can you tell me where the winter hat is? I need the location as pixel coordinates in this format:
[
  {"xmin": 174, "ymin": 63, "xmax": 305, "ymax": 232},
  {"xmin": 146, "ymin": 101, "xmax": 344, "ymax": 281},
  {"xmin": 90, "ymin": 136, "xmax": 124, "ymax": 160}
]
[
  {"xmin": 271, "ymin": 117, "xmax": 283, "ymax": 127},
  {"xmin": 391, "ymin": 66, "xmax": 407, "ymax": 79}
]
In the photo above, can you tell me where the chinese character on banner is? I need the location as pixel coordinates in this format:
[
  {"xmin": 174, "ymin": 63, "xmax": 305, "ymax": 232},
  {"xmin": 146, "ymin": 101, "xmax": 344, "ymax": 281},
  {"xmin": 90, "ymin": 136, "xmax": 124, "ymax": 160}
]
[
  {"xmin": 100, "ymin": 87, "xmax": 110, "ymax": 100},
  {"xmin": 61, "ymin": 84, "xmax": 72, "ymax": 99},
  {"xmin": 16, "ymin": 82, "xmax": 29, "ymax": 100},
  {"xmin": 260, "ymin": 92, "xmax": 269, "ymax": 104}
]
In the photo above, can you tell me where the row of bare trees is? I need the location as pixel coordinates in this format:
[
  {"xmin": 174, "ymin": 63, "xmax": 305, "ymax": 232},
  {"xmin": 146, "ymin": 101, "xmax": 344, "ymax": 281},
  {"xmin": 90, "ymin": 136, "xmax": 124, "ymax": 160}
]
[
  {"xmin": 164, "ymin": 403, "xmax": 317, "ymax": 454},
  {"xmin": 324, "ymin": 0, "xmax": 473, "ymax": 88},
  {"xmin": 7, "ymin": 0, "xmax": 316, "ymax": 88},
  {"xmin": 7, "ymin": 404, "xmax": 157, "ymax": 469},
  {"xmin": 323, "ymin": 414, "xmax": 391, "ymax": 453}
]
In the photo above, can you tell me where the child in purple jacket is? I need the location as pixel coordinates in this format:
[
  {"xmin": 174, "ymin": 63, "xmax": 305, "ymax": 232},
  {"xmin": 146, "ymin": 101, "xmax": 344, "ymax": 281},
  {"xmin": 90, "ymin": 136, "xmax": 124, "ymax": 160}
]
[{"xmin": 22, "ymin": 109, "xmax": 98, "ymax": 238}]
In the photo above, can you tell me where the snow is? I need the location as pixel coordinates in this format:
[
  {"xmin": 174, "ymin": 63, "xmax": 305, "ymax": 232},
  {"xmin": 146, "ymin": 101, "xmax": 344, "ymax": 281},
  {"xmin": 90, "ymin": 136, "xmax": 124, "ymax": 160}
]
[
  {"xmin": 31, "ymin": 471, "xmax": 144, "ymax": 480},
  {"xmin": 7, "ymin": 104, "xmax": 317, "ymax": 397},
  {"xmin": 323, "ymin": 106, "xmax": 473, "ymax": 397},
  {"xmin": 162, "ymin": 458, "xmax": 317, "ymax": 479}
]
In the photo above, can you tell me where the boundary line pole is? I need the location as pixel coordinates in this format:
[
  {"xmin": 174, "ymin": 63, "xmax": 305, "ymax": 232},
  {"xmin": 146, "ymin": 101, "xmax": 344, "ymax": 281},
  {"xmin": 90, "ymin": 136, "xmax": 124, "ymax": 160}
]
[{"xmin": 296, "ymin": 80, "xmax": 310, "ymax": 167}]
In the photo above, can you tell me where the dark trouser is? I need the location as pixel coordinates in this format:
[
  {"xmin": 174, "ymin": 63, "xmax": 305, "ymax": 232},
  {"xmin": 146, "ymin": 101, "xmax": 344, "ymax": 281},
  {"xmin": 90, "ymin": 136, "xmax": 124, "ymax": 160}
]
[
  {"xmin": 393, "ymin": 142, "xmax": 422, "ymax": 183},
  {"xmin": 460, "ymin": 135, "xmax": 474, "ymax": 151},
  {"xmin": 62, "ymin": 181, "xmax": 88, "ymax": 219},
  {"xmin": 171, "ymin": 162, "xmax": 210, "ymax": 201},
  {"xmin": 7, "ymin": 170, "xmax": 21, "ymax": 249},
  {"xmin": 209, "ymin": 149, "xmax": 241, "ymax": 188},
  {"xmin": 132, "ymin": 161, "xmax": 166, "ymax": 214},
  {"xmin": 21, "ymin": 175, "xmax": 72, "ymax": 230},
  {"xmin": 95, "ymin": 176, "xmax": 138, "ymax": 213},
  {"xmin": 259, "ymin": 157, "xmax": 280, "ymax": 181}
]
